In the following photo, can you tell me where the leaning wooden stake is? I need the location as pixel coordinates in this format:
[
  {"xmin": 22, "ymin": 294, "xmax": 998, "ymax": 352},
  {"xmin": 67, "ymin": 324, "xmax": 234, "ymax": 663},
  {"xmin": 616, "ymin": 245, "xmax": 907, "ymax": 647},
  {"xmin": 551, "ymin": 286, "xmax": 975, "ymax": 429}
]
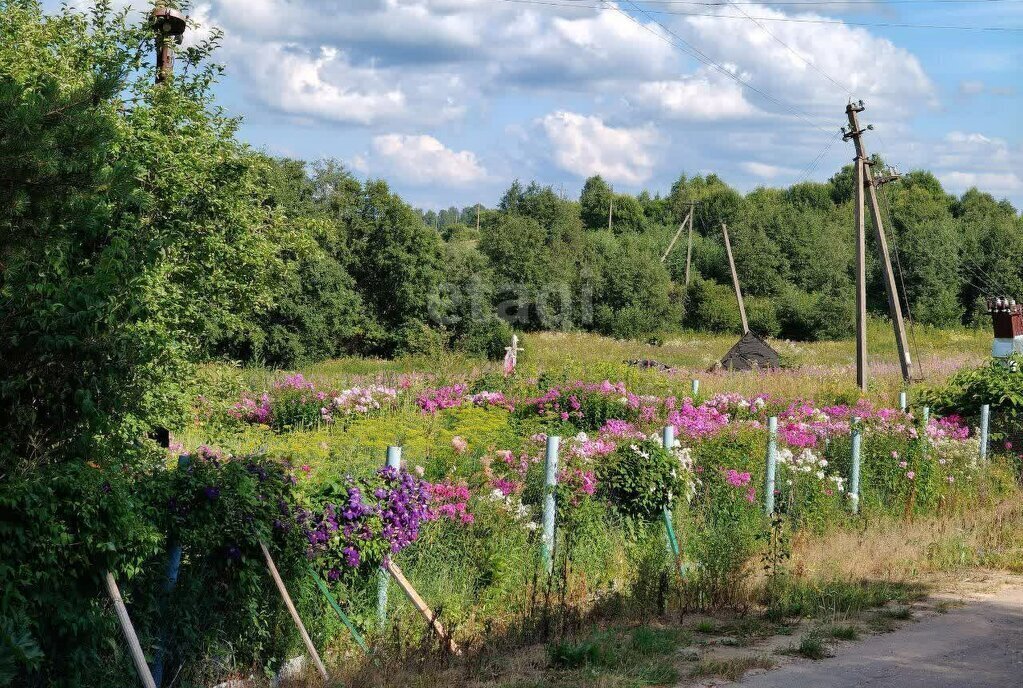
[
  {"xmin": 384, "ymin": 560, "xmax": 461, "ymax": 655},
  {"xmin": 260, "ymin": 541, "xmax": 329, "ymax": 683},
  {"xmin": 104, "ymin": 571, "xmax": 157, "ymax": 688}
]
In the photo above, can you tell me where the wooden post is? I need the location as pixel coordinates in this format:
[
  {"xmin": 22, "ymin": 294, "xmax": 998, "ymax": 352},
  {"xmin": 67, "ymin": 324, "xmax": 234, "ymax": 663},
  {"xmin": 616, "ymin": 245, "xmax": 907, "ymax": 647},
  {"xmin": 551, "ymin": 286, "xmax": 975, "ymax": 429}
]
[
  {"xmin": 541, "ymin": 435, "xmax": 560, "ymax": 575},
  {"xmin": 384, "ymin": 560, "xmax": 461, "ymax": 655},
  {"xmin": 721, "ymin": 222, "xmax": 748, "ymax": 333},
  {"xmin": 765, "ymin": 417, "xmax": 777, "ymax": 515},
  {"xmin": 850, "ymin": 417, "xmax": 862, "ymax": 514},
  {"xmin": 105, "ymin": 571, "xmax": 157, "ymax": 688},
  {"xmin": 378, "ymin": 446, "xmax": 402, "ymax": 627},
  {"xmin": 660, "ymin": 208, "xmax": 693, "ymax": 263},
  {"xmin": 684, "ymin": 205, "xmax": 695, "ymax": 286},
  {"xmin": 979, "ymin": 404, "xmax": 990, "ymax": 463},
  {"xmin": 260, "ymin": 542, "xmax": 329, "ymax": 682},
  {"xmin": 845, "ymin": 102, "xmax": 913, "ymax": 382},
  {"xmin": 854, "ymin": 156, "xmax": 868, "ymax": 392}
]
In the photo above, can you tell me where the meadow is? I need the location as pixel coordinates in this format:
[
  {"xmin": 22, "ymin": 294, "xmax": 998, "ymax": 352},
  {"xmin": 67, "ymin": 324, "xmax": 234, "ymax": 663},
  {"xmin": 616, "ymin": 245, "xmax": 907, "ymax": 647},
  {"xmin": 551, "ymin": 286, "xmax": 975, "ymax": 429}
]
[{"xmin": 159, "ymin": 324, "xmax": 1023, "ymax": 687}]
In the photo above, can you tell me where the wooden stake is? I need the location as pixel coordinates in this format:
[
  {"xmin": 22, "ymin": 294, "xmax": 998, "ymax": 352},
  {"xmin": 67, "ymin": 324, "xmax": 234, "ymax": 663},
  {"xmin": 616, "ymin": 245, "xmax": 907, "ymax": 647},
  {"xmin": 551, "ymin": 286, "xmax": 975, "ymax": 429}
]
[
  {"xmin": 260, "ymin": 542, "xmax": 329, "ymax": 683},
  {"xmin": 104, "ymin": 571, "xmax": 157, "ymax": 688},
  {"xmin": 721, "ymin": 222, "xmax": 748, "ymax": 333},
  {"xmin": 384, "ymin": 560, "xmax": 461, "ymax": 655}
]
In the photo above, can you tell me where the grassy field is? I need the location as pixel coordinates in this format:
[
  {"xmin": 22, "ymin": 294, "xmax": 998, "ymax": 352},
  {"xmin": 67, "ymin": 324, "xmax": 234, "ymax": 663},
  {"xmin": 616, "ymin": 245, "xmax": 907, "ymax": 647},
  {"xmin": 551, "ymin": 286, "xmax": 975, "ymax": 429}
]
[{"xmin": 180, "ymin": 322, "xmax": 990, "ymax": 473}]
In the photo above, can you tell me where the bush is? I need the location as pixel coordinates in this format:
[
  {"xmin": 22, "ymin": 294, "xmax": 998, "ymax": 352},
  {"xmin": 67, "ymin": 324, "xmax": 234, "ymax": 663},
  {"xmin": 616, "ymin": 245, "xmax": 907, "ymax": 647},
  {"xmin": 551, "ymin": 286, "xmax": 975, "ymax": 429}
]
[
  {"xmin": 598, "ymin": 439, "xmax": 692, "ymax": 521},
  {"xmin": 456, "ymin": 317, "xmax": 513, "ymax": 360}
]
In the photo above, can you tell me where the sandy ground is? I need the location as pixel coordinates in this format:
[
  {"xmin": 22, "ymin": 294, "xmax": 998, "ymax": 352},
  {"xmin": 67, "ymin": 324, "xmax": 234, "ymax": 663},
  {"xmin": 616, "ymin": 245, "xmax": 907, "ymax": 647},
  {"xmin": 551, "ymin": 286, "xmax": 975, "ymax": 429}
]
[{"xmin": 713, "ymin": 575, "xmax": 1023, "ymax": 688}]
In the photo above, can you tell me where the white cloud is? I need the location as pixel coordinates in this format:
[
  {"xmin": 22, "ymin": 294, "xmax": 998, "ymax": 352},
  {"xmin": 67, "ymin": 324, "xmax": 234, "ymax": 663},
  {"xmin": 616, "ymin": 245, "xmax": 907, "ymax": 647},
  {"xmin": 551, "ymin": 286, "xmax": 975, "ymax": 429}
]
[
  {"xmin": 540, "ymin": 111, "xmax": 658, "ymax": 185},
  {"xmin": 740, "ymin": 161, "xmax": 796, "ymax": 179},
  {"xmin": 680, "ymin": 5, "xmax": 936, "ymax": 117},
  {"xmin": 932, "ymin": 131, "xmax": 1023, "ymax": 197},
  {"xmin": 370, "ymin": 134, "xmax": 487, "ymax": 187},
  {"xmin": 633, "ymin": 69, "xmax": 755, "ymax": 120},
  {"xmin": 939, "ymin": 171, "xmax": 1023, "ymax": 194}
]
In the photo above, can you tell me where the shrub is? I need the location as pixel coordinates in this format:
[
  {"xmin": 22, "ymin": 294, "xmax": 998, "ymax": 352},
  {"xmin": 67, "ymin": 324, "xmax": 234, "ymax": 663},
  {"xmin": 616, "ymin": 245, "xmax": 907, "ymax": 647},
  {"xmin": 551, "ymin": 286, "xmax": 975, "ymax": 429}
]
[
  {"xmin": 597, "ymin": 439, "xmax": 694, "ymax": 521},
  {"xmin": 456, "ymin": 317, "xmax": 513, "ymax": 360}
]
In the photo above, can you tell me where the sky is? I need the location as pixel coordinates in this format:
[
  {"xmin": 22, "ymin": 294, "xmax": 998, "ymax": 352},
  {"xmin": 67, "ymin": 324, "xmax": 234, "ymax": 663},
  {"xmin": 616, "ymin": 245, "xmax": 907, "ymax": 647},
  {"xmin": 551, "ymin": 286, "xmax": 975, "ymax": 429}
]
[{"xmin": 60, "ymin": 1, "xmax": 1023, "ymax": 210}]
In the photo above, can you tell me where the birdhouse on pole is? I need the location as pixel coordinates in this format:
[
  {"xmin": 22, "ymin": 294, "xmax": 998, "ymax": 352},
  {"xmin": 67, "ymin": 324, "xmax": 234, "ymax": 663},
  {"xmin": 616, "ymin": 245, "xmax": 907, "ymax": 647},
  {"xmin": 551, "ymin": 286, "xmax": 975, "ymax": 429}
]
[
  {"xmin": 151, "ymin": 5, "xmax": 187, "ymax": 83},
  {"xmin": 987, "ymin": 297, "xmax": 1023, "ymax": 359}
]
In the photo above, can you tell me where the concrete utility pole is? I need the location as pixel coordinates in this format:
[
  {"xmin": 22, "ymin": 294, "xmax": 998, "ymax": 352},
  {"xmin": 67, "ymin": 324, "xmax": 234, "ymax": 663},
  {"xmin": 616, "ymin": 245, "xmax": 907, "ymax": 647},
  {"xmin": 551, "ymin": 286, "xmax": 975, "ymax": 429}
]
[
  {"xmin": 150, "ymin": 5, "xmax": 187, "ymax": 84},
  {"xmin": 854, "ymin": 156, "xmax": 868, "ymax": 391},
  {"xmin": 721, "ymin": 222, "xmax": 749, "ymax": 334},
  {"xmin": 844, "ymin": 101, "xmax": 913, "ymax": 383}
]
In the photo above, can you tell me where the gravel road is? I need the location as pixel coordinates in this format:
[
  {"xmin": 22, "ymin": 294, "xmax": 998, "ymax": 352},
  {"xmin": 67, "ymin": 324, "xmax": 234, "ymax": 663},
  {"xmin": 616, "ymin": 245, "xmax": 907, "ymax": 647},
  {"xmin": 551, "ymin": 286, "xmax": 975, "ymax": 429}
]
[{"xmin": 730, "ymin": 582, "xmax": 1023, "ymax": 688}]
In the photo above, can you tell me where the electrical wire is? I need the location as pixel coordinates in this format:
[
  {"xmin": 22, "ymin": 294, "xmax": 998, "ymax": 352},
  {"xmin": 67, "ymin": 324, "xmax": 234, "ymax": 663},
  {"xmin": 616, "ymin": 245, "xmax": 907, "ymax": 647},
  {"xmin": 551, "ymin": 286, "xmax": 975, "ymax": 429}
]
[
  {"xmin": 717, "ymin": 0, "xmax": 853, "ymax": 95},
  {"xmin": 499, "ymin": 0, "xmax": 1023, "ymax": 31},
  {"xmin": 634, "ymin": 0, "xmax": 1022, "ymax": 5},
  {"xmin": 607, "ymin": 0, "xmax": 836, "ymax": 132},
  {"xmin": 792, "ymin": 129, "xmax": 844, "ymax": 185}
]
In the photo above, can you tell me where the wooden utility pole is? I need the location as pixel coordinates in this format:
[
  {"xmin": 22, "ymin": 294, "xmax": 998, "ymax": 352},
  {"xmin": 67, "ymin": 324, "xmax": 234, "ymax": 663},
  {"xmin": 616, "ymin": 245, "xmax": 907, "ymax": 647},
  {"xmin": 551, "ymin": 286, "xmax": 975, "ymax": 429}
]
[
  {"xmin": 476, "ymin": 202, "xmax": 481, "ymax": 232},
  {"xmin": 844, "ymin": 101, "xmax": 912, "ymax": 383},
  {"xmin": 854, "ymin": 156, "xmax": 868, "ymax": 391},
  {"xmin": 683, "ymin": 203, "xmax": 696, "ymax": 286},
  {"xmin": 608, "ymin": 186, "xmax": 614, "ymax": 231},
  {"xmin": 721, "ymin": 222, "xmax": 748, "ymax": 333}
]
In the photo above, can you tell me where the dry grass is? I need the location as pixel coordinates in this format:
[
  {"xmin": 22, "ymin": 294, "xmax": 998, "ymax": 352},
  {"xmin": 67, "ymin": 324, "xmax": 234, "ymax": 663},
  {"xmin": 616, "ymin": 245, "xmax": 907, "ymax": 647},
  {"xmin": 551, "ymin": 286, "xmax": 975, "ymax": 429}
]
[{"xmin": 784, "ymin": 491, "xmax": 1023, "ymax": 585}]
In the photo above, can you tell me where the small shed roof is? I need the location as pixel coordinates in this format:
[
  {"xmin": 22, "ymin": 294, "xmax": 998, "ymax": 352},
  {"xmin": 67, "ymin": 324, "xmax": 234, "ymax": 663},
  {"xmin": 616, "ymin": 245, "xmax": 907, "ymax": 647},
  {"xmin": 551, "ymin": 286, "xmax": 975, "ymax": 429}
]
[{"xmin": 713, "ymin": 331, "xmax": 780, "ymax": 372}]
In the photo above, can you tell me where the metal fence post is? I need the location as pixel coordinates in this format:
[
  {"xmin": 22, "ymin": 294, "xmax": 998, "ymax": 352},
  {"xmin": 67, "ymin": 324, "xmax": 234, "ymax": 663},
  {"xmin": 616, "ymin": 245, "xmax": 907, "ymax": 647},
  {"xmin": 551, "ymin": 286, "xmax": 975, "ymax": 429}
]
[
  {"xmin": 979, "ymin": 404, "xmax": 990, "ymax": 463},
  {"xmin": 660, "ymin": 426, "xmax": 682, "ymax": 570},
  {"xmin": 765, "ymin": 417, "xmax": 777, "ymax": 515},
  {"xmin": 152, "ymin": 454, "xmax": 190, "ymax": 686},
  {"xmin": 377, "ymin": 446, "xmax": 402, "ymax": 628},
  {"xmin": 541, "ymin": 436, "xmax": 560, "ymax": 575},
  {"xmin": 850, "ymin": 417, "xmax": 862, "ymax": 515}
]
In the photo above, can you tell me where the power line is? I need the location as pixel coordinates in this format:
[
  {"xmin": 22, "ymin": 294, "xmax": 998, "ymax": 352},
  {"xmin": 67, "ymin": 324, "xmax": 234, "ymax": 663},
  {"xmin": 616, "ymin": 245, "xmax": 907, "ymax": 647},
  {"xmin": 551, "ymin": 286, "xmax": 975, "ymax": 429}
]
[
  {"xmin": 792, "ymin": 129, "xmax": 843, "ymax": 184},
  {"xmin": 605, "ymin": 0, "xmax": 836, "ymax": 132},
  {"xmin": 636, "ymin": 0, "xmax": 1022, "ymax": 5},
  {"xmin": 719, "ymin": 0, "xmax": 853, "ymax": 94},
  {"xmin": 498, "ymin": 0, "xmax": 1023, "ymax": 31}
]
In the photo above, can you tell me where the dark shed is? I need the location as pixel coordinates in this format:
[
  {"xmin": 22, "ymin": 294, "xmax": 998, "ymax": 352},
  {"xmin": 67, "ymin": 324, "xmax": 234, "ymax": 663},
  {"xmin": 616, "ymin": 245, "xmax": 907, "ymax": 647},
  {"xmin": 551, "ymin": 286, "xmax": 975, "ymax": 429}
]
[{"xmin": 714, "ymin": 331, "xmax": 780, "ymax": 372}]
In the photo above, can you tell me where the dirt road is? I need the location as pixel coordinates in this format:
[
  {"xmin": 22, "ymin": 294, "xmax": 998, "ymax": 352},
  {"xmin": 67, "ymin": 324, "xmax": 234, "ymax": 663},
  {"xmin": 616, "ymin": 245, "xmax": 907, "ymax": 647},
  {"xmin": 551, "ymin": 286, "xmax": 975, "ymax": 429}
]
[{"xmin": 731, "ymin": 581, "xmax": 1023, "ymax": 688}]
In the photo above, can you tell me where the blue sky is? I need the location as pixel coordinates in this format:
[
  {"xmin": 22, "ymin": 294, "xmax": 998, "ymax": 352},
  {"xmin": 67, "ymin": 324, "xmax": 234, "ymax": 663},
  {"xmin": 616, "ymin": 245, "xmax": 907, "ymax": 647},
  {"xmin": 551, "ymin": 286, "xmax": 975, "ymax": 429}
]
[{"xmin": 67, "ymin": 1, "xmax": 1023, "ymax": 209}]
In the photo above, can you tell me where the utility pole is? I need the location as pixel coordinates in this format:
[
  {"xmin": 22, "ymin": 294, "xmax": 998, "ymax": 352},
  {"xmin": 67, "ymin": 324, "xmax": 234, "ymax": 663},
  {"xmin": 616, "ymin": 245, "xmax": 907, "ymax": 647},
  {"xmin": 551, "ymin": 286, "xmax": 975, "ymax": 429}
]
[
  {"xmin": 150, "ymin": 6, "xmax": 187, "ymax": 84},
  {"xmin": 476, "ymin": 202, "xmax": 481, "ymax": 232},
  {"xmin": 844, "ymin": 101, "xmax": 912, "ymax": 383},
  {"xmin": 683, "ymin": 202, "xmax": 696, "ymax": 286},
  {"xmin": 608, "ymin": 185, "xmax": 614, "ymax": 231},
  {"xmin": 854, "ymin": 156, "xmax": 868, "ymax": 391},
  {"xmin": 721, "ymin": 222, "xmax": 748, "ymax": 334}
]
